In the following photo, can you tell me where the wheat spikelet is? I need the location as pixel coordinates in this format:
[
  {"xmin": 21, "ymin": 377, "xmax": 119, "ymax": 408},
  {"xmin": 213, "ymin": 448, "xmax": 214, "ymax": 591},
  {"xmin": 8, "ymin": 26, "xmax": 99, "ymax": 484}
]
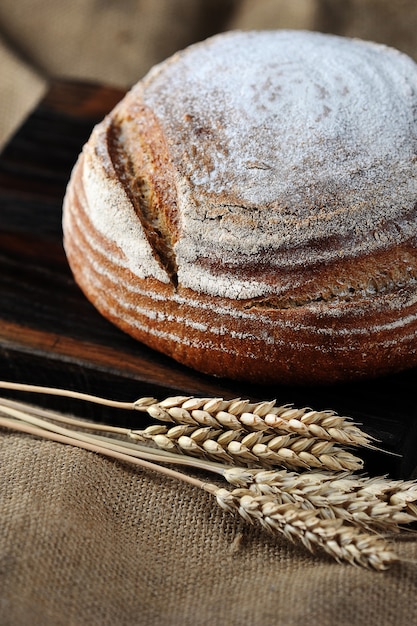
[
  {"xmin": 248, "ymin": 479, "xmax": 416, "ymax": 532},
  {"xmin": 212, "ymin": 485, "xmax": 397, "ymax": 570},
  {"xmin": 140, "ymin": 396, "xmax": 372, "ymax": 449},
  {"xmin": 222, "ymin": 468, "xmax": 417, "ymax": 532},
  {"xmin": 132, "ymin": 422, "xmax": 364, "ymax": 471}
]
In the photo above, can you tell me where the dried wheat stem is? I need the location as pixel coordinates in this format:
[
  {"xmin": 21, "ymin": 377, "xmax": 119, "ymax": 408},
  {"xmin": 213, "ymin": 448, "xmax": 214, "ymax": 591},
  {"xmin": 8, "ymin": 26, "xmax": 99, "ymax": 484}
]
[
  {"xmin": 0, "ymin": 380, "xmax": 156, "ymax": 411},
  {"xmin": 0, "ymin": 396, "xmax": 132, "ymax": 435},
  {"xmin": 0, "ymin": 390, "xmax": 363, "ymax": 471},
  {"xmin": 0, "ymin": 400, "xmax": 364, "ymax": 478},
  {"xmin": 0, "ymin": 404, "xmax": 231, "ymax": 476},
  {"xmin": 0, "ymin": 414, "xmax": 207, "ymax": 490},
  {"xmin": 2, "ymin": 394, "xmax": 410, "ymax": 532}
]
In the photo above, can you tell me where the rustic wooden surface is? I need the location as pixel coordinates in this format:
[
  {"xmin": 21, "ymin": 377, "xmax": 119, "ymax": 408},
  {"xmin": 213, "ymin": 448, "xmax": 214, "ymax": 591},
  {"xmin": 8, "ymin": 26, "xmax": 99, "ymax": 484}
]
[{"xmin": 1, "ymin": 80, "xmax": 417, "ymax": 477}]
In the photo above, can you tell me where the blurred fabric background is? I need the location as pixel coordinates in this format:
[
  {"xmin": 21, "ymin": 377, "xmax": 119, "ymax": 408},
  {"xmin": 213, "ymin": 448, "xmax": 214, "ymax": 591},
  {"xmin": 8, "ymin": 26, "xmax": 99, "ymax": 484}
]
[{"xmin": 2, "ymin": 0, "xmax": 417, "ymax": 148}]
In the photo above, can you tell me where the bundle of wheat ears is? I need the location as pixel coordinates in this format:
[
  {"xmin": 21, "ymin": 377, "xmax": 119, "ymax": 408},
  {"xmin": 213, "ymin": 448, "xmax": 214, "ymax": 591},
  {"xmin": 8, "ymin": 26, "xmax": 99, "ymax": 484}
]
[{"xmin": 1, "ymin": 380, "xmax": 416, "ymax": 571}]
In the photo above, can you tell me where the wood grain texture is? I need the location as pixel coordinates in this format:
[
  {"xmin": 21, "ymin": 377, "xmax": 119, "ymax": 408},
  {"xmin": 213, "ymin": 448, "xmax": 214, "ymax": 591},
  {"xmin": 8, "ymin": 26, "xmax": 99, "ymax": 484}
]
[{"xmin": 1, "ymin": 80, "xmax": 417, "ymax": 477}]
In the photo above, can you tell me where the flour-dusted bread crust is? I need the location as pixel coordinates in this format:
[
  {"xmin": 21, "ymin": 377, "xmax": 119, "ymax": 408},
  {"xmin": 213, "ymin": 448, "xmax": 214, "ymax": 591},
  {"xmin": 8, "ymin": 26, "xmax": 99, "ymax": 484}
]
[{"xmin": 63, "ymin": 30, "xmax": 417, "ymax": 384}]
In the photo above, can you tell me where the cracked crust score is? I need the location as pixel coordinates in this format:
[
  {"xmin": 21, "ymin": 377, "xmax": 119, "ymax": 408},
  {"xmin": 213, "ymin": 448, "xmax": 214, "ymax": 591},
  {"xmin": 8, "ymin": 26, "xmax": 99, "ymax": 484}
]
[{"xmin": 63, "ymin": 30, "xmax": 417, "ymax": 384}]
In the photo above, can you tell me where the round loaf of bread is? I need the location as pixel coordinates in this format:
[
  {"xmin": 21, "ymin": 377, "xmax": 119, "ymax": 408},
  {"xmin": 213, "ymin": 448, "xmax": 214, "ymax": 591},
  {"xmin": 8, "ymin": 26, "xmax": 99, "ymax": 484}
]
[{"xmin": 63, "ymin": 30, "xmax": 417, "ymax": 385}]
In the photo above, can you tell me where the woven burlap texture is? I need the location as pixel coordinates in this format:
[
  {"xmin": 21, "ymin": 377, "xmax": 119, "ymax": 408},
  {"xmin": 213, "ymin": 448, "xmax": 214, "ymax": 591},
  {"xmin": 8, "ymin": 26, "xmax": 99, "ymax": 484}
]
[{"xmin": 2, "ymin": 431, "xmax": 417, "ymax": 626}]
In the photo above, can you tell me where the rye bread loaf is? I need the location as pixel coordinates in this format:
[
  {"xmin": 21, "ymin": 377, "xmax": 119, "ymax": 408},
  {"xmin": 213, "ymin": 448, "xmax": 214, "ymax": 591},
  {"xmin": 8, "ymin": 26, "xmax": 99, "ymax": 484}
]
[{"xmin": 63, "ymin": 30, "xmax": 417, "ymax": 385}]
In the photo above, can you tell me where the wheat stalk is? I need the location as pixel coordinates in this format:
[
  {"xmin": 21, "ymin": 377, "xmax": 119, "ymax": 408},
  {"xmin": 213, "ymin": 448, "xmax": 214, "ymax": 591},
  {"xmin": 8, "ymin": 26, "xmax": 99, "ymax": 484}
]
[
  {"xmin": 3, "ymin": 396, "xmax": 414, "ymax": 534},
  {"xmin": 0, "ymin": 381, "xmax": 413, "ymax": 570},
  {"xmin": 0, "ymin": 381, "xmax": 373, "ymax": 447},
  {"xmin": 0, "ymin": 409, "xmax": 397, "ymax": 571},
  {"xmin": 0, "ymin": 381, "xmax": 370, "ymax": 472},
  {"xmin": 2, "ymin": 396, "xmax": 415, "ymax": 531}
]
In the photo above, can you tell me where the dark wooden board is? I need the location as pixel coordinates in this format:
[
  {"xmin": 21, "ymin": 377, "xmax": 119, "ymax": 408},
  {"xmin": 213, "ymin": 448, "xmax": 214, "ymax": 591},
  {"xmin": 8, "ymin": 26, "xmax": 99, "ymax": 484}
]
[{"xmin": 1, "ymin": 80, "xmax": 417, "ymax": 477}]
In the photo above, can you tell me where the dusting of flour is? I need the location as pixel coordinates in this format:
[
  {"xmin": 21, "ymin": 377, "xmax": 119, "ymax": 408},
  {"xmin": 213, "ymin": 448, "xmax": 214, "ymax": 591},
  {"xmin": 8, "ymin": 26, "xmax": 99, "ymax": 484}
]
[
  {"xmin": 128, "ymin": 30, "xmax": 417, "ymax": 298},
  {"xmin": 86, "ymin": 31, "xmax": 417, "ymax": 300}
]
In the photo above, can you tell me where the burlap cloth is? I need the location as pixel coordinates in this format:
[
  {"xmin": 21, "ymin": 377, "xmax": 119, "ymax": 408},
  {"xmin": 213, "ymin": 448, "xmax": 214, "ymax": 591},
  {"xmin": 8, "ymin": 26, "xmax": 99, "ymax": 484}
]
[{"xmin": 2, "ymin": 2, "xmax": 417, "ymax": 624}]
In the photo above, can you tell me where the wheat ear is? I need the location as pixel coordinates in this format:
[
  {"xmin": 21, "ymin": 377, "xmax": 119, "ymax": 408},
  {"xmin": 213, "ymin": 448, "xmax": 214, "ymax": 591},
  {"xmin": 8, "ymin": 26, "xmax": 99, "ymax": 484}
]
[
  {"xmin": 214, "ymin": 487, "xmax": 397, "ymax": 570},
  {"xmin": 222, "ymin": 468, "xmax": 417, "ymax": 532},
  {"xmin": 142, "ymin": 396, "xmax": 373, "ymax": 448},
  {"xmin": 241, "ymin": 468, "xmax": 417, "ymax": 517},
  {"xmin": 132, "ymin": 422, "xmax": 364, "ymax": 471},
  {"xmin": 0, "ymin": 381, "xmax": 373, "ymax": 447}
]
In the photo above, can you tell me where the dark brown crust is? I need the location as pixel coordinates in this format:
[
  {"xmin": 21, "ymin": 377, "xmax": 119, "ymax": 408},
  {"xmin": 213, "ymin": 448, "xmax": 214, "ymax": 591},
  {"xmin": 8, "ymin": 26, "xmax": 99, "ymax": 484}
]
[
  {"xmin": 63, "ymin": 152, "xmax": 417, "ymax": 385},
  {"xmin": 62, "ymin": 32, "xmax": 417, "ymax": 385}
]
